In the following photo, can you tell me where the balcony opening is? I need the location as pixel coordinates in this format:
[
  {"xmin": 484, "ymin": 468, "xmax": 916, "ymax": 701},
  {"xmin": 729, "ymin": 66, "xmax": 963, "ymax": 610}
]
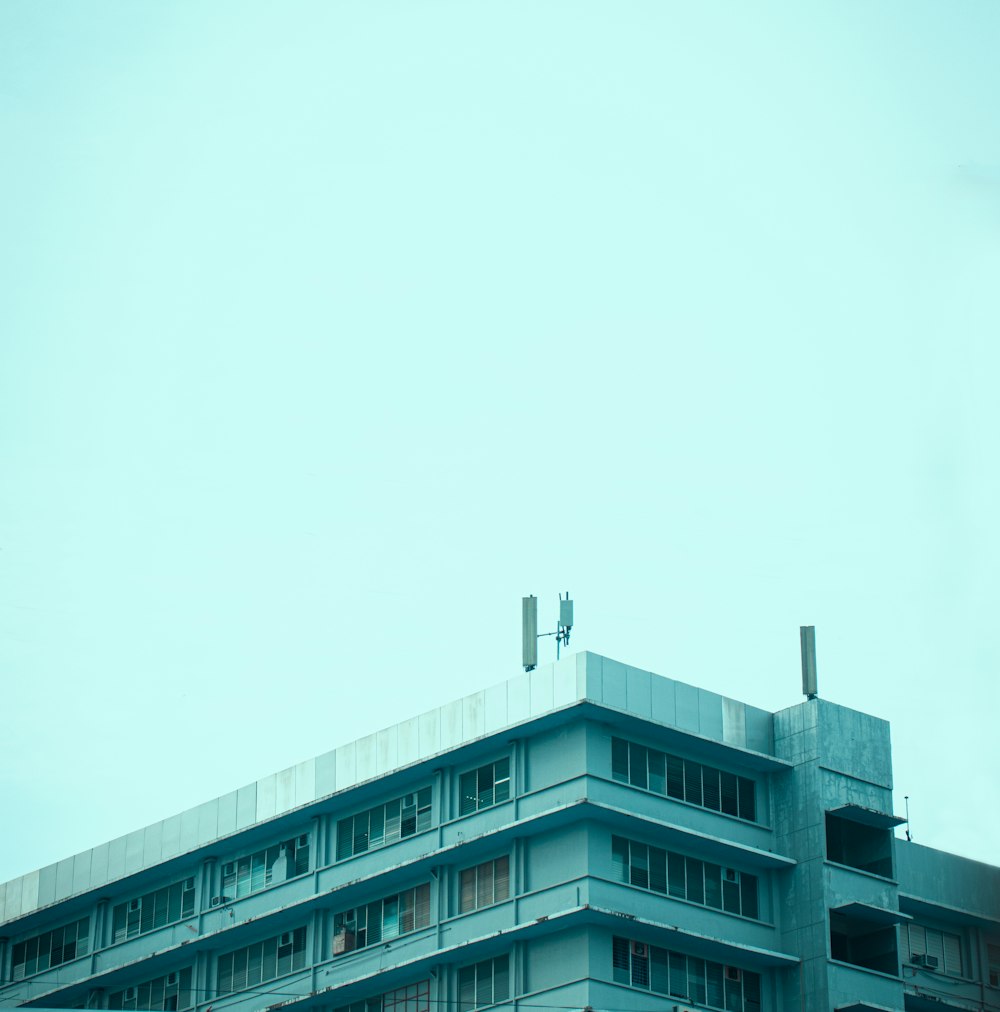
[
  {"xmin": 830, "ymin": 910, "xmax": 899, "ymax": 975},
  {"xmin": 826, "ymin": 811, "xmax": 893, "ymax": 877}
]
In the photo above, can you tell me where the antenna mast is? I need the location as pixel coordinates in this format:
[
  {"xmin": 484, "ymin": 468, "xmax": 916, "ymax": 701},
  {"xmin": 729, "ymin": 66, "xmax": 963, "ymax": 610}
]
[{"xmin": 522, "ymin": 592, "xmax": 574, "ymax": 671}]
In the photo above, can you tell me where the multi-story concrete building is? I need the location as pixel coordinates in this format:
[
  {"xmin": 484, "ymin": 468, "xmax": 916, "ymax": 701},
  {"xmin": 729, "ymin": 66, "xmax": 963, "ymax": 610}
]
[{"xmin": 1, "ymin": 652, "xmax": 997, "ymax": 1012}]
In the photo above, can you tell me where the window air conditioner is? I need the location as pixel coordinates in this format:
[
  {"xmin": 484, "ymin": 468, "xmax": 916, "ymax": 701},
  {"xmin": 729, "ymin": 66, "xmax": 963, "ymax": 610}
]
[
  {"xmin": 184, "ymin": 878, "xmax": 195, "ymax": 890},
  {"xmin": 124, "ymin": 988, "xmax": 137, "ymax": 1001},
  {"xmin": 279, "ymin": 932, "xmax": 294, "ymax": 946},
  {"xmin": 166, "ymin": 973, "xmax": 177, "ymax": 986},
  {"xmin": 631, "ymin": 942, "xmax": 647, "ymax": 957},
  {"xmin": 298, "ymin": 834, "xmax": 309, "ymax": 847},
  {"xmin": 725, "ymin": 966, "xmax": 741, "ymax": 981},
  {"xmin": 222, "ymin": 862, "xmax": 235, "ymax": 877},
  {"xmin": 913, "ymin": 953, "xmax": 939, "ymax": 969},
  {"xmin": 725, "ymin": 868, "xmax": 739, "ymax": 882},
  {"xmin": 129, "ymin": 899, "xmax": 141, "ymax": 912}
]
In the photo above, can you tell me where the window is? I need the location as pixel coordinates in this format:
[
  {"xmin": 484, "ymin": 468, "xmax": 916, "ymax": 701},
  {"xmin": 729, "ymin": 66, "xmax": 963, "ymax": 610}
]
[
  {"xmin": 335, "ymin": 979, "xmax": 430, "ymax": 1012},
  {"xmin": 612, "ymin": 936, "xmax": 760, "ymax": 1012},
  {"xmin": 611, "ymin": 737, "xmax": 756, "ymax": 822},
  {"xmin": 337, "ymin": 788, "xmax": 432, "ymax": 860},
  {"xmin": 108, "ymin": 968, "xmax": 194, "ymax": 1011},
  {"xmin": 459, "ymin": 856, "xmax": 511, "ymax": 913},
  {"xmin": 460, "ymin": 759, "xmax": 511, "ymax": 816},
  {"xmin": 611, "ymin": 836, "xmax": 760, "ymax": 919},
  {"xmin": 905, "ymin": 923, "xmax": 963, "ymax": 976},
  {"xmin": 11, "ymin": 917, "xmax": 90, "ymax": 980},
  {"xmin": 333, "ymin": 883, "xmax": 431, "ymax": 953},
  {"xmin": 111, "ymin": 878, "xmax": 195, "ymax": 943},
  {"xmin": 988, "ymin": 943, "xmax": 1000, "ymax": 987},
  {"xmin": 458, "ymin": 955, "xmax": 510, "ymax": 1011},
  {"xmin": 217, "ymin": 926, "xmax": 307, "ymax": 995},
  {"xmin": 221, "ymin": 834, "xmax": 309, "ymax": 900}
]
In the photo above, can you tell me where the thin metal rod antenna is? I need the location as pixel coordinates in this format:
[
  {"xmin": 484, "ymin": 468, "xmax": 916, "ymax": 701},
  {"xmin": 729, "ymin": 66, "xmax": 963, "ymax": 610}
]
[{"xmin": 904, "ymin": 795, "xmax": 912, "ymax": 841}]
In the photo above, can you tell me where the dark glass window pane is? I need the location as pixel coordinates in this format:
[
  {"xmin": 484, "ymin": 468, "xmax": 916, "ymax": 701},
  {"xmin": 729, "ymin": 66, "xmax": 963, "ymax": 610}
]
[
  {"xmin": 669, "ymin": 951, "xmax": 687, "ymax": 999},
  {"xmin": 649, "ymin": 846, "xmax": 667, "ymax": 894},
  {"xmin": 493, "ymin": 955, "xmax": 509, "ymax": 1002},
  {"xmin": 684, "ymin": 761, "xmax": 703, "ymax": 806},
  {"xmin": 738, "ymin": 777, "xmax": 756, "ymax": 822},
  {"xmin": 460, "ymin": 772, "xmax": 478, "ymax": 816},
  {"xmin": 668, "ymin": 851, "xmax": 686, "ymax": 898},
  {"xmin": 629, "ymin": 744, "xmax": 648, "ymax": 789},
  {"xmin": 630, "ymin": 844, "xmax": 649, "ymax": 889},
  {"xmin": 687, "ymin": 857, "xmax": 705, "ymax": 905},
  {"xmin": 612, "ymin": 836, "xmax": 629, "ymax": 883},
  {"xmin": 720, "ymin": 772, "xmax": 739, "ymax": 816},
  {"xmin": 611, "ymin": 738, "xmax": 629, "ymax": 781},
  {"xmin": 612, "ymin": 937, "xmax": 630, "ymax": 983},
  {"xmin": 741, "ymin": 873, "xmax": 759, "ymax": 920},
  {"xmin": 648, "ymin": 750, "xmax": 666, "ymax": 795},
  {"xmin": 703, "ymin": 862, "xmax": 721, "ymax": 909},
  {"xmin": 666, "ymin": 756, "xmax": 685, "ymax": 799},
  {"xmin": 337, "ymin": 818, "xmax": 354, "ymax": 860},
  {"xmin": 703, "ymin": 768, "xmax": 721, "ymax": 811},
  {"xmin": 723, "ymin": 878, "xmax": 741, "ymax": 915}
]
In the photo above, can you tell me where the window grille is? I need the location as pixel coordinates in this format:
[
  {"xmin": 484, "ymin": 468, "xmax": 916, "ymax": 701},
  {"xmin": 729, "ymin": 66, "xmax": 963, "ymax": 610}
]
[
  {"xmin": 337, "ymin": 789, "xmax": 432, "ymax": 860},
  {"xmin": 611, "ymin": 737, "xmax": 756, "ymax": 822}
]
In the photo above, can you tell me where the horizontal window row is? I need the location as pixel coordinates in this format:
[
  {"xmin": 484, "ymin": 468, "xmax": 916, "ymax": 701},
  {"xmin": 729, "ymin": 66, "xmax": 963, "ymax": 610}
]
[
  {"xmin": 613, "ymin": 935, "xmax": 762, "ymax": 1012},
  {"xmin": 108, "ymin": 967, "xmax": 193, "ymax": 1012},
  {"xmin": 612, "ymin": 835, "xmax": 760, "ymax": 920},
  {"xmin": 336, "ymin": 978, "xmax": 432, "ymax": 1012},
  {"xmin": 11, "ymin": 917, "xmax": 90, "ymax": 981},
  {"xmin": 334, "ymin": 883, "xmax": 431, "ymax": 953},
  {"xmin": 221, "ymin": 835, "xmax": 309, "ymax": 901},
  {"xmin": 112, "ymin": 880, "xmax": 195, "ymax": 944},
  {"xmin": 336, "ymin": 788, "xmax": 434, "ymax": 860},
  {"xmin": 217, "ymin": 926, "xmax": 307, "ymax": 996},
  {"xmin": 612, "ymin": 737, "xmax": 757, "ymax": 822}
]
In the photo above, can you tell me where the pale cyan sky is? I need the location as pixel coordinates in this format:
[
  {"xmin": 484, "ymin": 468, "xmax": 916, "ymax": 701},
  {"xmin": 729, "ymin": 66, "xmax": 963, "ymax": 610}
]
[{"xmin": 1, "ymin": 2, "xmax": 998, "ymax": 881}]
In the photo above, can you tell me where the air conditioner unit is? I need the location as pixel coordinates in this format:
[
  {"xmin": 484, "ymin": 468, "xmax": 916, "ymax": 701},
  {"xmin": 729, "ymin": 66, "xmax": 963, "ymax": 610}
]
[
  {"xmin": 129, "ymin": 899, "xmax": 141, "ymax": 912},
  {"xmin": 725, "ymin": 966, "xmax": 742, "ymax": 981},
  {"xmin": 298, "ymin": 834, "xmax": 309, "ymax": 847},
  {"xmin": 913, "ymin": 953, "xmax": 939, "ymax": 969},
  {"xmin": 631, "ymin": 941, "xmax": 647, "ymax": 957},
  {"xmin": 222, "ymin": 862, "xmax": 235, "ymax": 877},
  {"xmin": 184, "ymin": 878, "xmax": 195, "ymax": 890},
  {"xmin": 725, "ymin": 868, "xmax": 739, "ymax": 883},
  {"xmin": 279, "ymin": 932, "xmax": 294, "ymax": 946},
  {"xmin": 166, "ymin": 973, "xmax": 177, "ymax": 986},
  {"xmin": 124, "ymin": 988, "xmax": 137, "ymax": 1001}
]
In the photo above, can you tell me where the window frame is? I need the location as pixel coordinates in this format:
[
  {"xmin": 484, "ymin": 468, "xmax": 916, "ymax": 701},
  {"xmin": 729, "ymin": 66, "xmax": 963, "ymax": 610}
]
[
  {"xmin": 337, "ymin": 788, "xmax": 433, "ymax": 861},
  {"xmin": 459, "ymin": 758, "xmax": 511, "ymax": 817},
  {"xmin": 458, "ymin": 855, "xmax": 511, "ymax": 913},
  {"xmin": 611, "ymin": 736, "xmax": 757, "ymax": 822},
  {"xmin": 333, "ymin": 882, "xmax": 432, "ymax": 954},
  {"xmin": 457, "ymin": 954, "xmax": 511, "ymax": 1012}
]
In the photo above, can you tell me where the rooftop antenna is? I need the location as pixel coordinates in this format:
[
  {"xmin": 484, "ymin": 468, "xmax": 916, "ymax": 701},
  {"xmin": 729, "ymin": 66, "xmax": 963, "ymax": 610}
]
[
  {"xmin": 904, "ymin": 795, "xmax": 912, "ymax": 841},
  {"xmin": 800, "ymin": 625, "xmax": 818, "ymax": 699},
  {"xmin": 522, "ymin": 592, "xmax": 574, "ymax": 671}
]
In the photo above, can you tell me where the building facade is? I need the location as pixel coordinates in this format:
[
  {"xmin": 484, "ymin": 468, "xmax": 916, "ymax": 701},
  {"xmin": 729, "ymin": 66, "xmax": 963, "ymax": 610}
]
[{"xmin": 0, "ymin": 652, "xmax": 997, "ymax": 1012}]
